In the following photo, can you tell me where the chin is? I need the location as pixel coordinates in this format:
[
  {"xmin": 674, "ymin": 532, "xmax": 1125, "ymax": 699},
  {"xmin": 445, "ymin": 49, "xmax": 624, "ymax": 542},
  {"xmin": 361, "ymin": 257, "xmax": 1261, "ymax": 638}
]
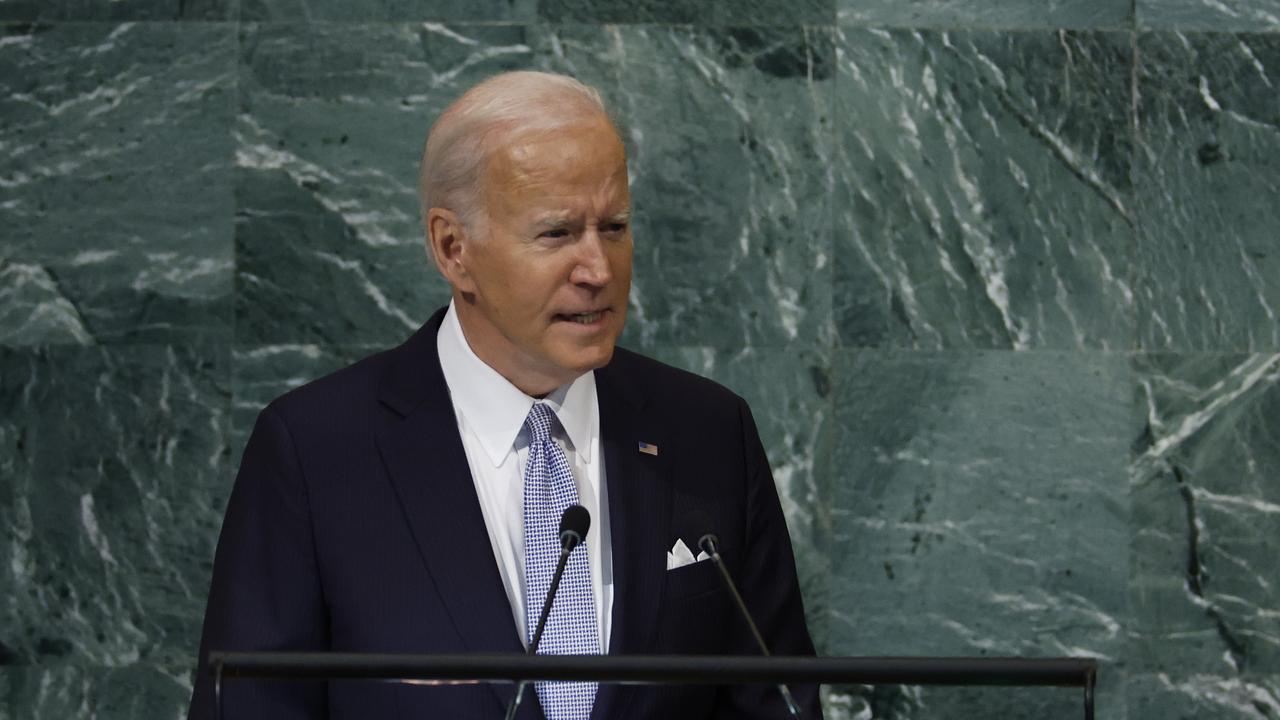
[
  {"xmin": 558, "ymin": 342, "xmax": 617, "ymax": 377},
  {"xmin": 585, "ymin": 343, "xmax": 616, "ymax": 370}
]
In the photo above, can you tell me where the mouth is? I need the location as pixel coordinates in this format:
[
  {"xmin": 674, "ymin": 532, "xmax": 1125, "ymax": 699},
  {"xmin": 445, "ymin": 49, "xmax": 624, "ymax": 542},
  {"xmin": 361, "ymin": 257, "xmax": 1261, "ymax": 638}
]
[{"xmin": 553, "ymin": 309, "xmax": 608, "ymax": 325}]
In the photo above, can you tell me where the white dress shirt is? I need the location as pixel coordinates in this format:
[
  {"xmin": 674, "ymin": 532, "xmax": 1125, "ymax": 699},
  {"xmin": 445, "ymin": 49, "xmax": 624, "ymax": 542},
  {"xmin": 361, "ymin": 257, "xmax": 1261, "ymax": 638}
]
[{"xmin": 436, "ymin": 301, "xmax": 613, "ymax": 653}]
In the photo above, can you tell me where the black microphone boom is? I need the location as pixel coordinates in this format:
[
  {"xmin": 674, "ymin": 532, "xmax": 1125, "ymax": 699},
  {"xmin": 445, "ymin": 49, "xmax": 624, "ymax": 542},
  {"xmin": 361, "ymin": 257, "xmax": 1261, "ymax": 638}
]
[
  {"xmin": 504, "ymin": 504, "xmax": 591, "ymax": 720},
  {"xmin": 698, "ymin": 531, "xmax": 804, "ymax": 719}
]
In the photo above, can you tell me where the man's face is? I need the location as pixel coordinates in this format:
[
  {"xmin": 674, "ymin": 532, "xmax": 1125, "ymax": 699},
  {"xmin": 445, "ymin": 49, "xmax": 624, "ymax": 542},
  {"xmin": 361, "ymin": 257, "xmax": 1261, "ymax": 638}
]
[{"xmin": 453, "ymin": 118, "xmax": 632, "ymax": 395}]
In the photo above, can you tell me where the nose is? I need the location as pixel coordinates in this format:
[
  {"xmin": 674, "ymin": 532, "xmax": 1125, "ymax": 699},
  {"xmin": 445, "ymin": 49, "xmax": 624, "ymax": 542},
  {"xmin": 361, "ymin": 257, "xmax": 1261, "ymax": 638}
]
[{"xmin": 570, "ymin": 227, "xmax": 614, "ymax": 287}]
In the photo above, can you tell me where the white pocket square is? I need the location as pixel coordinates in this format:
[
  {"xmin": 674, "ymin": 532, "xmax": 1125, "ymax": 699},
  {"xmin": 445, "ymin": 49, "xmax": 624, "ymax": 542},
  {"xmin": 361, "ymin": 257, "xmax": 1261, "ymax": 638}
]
[{"xmin": 665, "ymin": 538, "xmax": 710, "ymax": 570}]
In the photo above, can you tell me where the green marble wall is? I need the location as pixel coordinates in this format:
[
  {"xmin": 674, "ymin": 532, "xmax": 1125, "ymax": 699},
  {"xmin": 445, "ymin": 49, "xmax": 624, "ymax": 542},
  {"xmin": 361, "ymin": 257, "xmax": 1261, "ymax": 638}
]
[{"xmin": 1, "ymin": 0, "xmax": 1278, "ymax": 717}]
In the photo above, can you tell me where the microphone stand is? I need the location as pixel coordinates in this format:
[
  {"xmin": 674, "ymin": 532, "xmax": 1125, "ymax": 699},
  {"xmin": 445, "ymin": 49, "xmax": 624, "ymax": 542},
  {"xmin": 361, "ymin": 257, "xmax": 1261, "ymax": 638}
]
[
  {"xmin": 700, "ymin": 534, "xmax": 803, "ymax": 718},
  {"xmin": 504, "ymin": 539, "xmax": 578, "ymax": 720}
]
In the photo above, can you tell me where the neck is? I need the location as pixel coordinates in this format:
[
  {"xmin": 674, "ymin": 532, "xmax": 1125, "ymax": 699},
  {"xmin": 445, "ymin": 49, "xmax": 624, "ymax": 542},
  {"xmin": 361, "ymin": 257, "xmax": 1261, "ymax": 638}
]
[{"xmin": 452, "ymin": 297, "xmax": 572, "ymax": 398}]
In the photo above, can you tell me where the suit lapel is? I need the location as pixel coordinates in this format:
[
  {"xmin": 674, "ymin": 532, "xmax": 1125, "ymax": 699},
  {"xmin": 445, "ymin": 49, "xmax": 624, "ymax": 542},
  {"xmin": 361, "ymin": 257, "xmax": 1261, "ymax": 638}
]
[
  {"xmin": 374, "ymin": 309, "xmax": 525, "ymax": 712},
  {"xmin": 591, "ymin": 353, "xmax": 673, "ymax": 720}
]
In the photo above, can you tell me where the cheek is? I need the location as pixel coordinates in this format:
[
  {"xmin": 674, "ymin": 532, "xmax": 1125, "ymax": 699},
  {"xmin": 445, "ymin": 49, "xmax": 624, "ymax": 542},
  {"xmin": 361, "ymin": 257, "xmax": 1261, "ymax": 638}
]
[
  {"xmin": 509, "ymin": 268, "xmax": 564, "ymax": 317},
  {"xmin": 611, "ymin": 242, "xmax": 634, "ymax": 280}
]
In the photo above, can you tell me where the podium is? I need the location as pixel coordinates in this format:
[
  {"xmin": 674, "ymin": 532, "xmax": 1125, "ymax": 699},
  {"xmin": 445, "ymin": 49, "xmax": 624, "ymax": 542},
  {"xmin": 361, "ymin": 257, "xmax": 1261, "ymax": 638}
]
[{"xmin": 208, "ymin": 651, "xmax": 1097, "ymax": 719}]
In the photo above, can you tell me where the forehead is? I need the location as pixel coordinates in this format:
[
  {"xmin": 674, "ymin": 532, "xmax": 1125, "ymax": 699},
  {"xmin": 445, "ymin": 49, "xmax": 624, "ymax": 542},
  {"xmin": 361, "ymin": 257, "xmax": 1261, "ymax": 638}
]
[{"xmin": 485, "ymin": 120, "xmax": 628, "ymax": 198}]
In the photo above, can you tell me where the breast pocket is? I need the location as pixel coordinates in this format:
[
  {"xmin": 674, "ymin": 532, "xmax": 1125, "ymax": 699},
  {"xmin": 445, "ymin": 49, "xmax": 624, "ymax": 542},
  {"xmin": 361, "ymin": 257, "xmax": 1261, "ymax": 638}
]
[
  {"xmin": 657, "ymin": 557, "xmax": 730, "ymax": 654},
  {"xmin": 663, "ymin": 558, "xmax": 722, "ymax": 599}
]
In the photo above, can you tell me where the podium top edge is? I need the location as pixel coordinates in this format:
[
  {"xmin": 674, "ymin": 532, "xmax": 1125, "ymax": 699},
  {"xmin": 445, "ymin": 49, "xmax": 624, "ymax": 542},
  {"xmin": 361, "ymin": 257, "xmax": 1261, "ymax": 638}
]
[{"xmin": 207, "ymin": 652, "xmax": 1097, "ymax": 688}]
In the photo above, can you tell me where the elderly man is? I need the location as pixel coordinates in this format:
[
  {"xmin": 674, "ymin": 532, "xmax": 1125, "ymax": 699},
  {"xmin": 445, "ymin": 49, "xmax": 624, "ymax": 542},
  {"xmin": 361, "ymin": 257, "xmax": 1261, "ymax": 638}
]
[{"xmin": 188, "ymin": 71, "xmax": 819, "ymax": 720}]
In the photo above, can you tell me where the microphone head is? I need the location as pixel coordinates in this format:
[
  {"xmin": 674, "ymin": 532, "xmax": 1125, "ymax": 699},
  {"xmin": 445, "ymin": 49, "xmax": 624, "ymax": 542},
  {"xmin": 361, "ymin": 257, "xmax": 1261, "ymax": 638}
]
[
  {"xmin": 559, "ymin": 504, "xmax": 591, "ymax": 549},
  {"xmin": 697, "ymin": 532, "xmax": 720, "ymax": 556}
]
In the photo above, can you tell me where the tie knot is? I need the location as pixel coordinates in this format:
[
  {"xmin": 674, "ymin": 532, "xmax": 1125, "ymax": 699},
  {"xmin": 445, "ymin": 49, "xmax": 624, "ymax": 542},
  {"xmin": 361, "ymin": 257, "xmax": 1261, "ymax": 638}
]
[{"xmin": 524, "ymin": 402, "xmax": 556, "ymax": 444}]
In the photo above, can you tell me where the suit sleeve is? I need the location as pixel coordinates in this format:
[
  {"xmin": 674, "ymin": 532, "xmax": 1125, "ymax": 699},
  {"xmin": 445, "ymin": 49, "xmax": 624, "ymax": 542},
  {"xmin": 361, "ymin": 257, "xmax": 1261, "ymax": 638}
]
[
  {"xmin": 188, "ymin": 405, "xmax": 328, "ymax": 720},
  {"xmin": 714, "ymin": 397, "xmax": 823, "ymax": 719}
]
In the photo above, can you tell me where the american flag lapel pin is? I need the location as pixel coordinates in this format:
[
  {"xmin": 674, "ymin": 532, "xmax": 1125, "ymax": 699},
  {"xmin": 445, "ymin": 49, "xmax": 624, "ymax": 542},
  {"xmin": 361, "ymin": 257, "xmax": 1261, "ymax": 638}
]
[{"xmin": 638, "ymin": 441, "xmax": 659, "ymax": 456}]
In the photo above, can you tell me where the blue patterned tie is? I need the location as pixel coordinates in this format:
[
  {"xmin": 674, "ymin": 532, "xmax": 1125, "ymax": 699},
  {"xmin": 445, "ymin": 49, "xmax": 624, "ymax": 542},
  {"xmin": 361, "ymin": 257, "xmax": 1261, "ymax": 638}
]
[{"xmin": 523, "ymin": 403, "xmax": 599, "ymax": 719}]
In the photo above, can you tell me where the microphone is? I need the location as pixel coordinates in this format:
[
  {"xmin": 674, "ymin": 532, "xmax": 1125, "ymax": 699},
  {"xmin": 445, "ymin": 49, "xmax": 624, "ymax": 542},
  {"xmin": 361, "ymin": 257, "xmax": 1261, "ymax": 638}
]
[
  {"xmin": 696, "ymin": 523, "xmax": 803, "ymax": 718},
  {"xmin": 504, "ymin": 504, "xmax": 591, "ymax": 720},
  {"xmin": 559, "ymin": 504, "xmax": 590, "ymax": 554}
]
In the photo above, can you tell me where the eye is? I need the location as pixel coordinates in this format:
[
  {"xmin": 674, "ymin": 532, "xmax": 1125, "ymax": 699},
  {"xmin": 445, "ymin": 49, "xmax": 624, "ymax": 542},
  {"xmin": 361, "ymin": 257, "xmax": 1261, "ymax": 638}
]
[
  {"xmin": 540, "ymin": 228, "xmax": 571, "ymax": 240},
  {"xmin": 603, "ymin": 222, "xmax": 628, "ymax": 234}
]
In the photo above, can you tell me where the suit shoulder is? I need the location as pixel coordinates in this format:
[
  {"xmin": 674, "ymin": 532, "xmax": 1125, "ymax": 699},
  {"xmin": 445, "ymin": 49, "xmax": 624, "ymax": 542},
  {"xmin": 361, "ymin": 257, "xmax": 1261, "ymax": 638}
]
[{"xmin": 262, "ymin": 346, "xmax": 395, "ymax": 428}]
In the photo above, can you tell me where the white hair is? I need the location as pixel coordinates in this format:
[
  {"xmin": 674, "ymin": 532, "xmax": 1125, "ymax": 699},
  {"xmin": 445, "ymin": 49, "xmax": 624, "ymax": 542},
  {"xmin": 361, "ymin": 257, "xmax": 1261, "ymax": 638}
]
[{"xmin": 419, "ymin": 71, "xmax": 615, "ymax": 239}]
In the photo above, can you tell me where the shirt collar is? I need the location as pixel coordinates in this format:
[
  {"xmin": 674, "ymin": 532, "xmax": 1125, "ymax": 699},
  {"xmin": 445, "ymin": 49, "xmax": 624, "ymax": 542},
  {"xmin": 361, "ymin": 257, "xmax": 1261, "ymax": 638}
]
[{"xmin": 437, "ymin": 301, "xmax": 597, "ymax": 467}]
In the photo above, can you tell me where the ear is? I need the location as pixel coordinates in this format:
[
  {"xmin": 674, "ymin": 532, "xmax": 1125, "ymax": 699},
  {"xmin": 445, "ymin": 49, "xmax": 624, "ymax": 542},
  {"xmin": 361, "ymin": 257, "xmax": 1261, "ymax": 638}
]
[{"xmin": 427, "ymin": 207, "xmax": 477, "ymax": 294}]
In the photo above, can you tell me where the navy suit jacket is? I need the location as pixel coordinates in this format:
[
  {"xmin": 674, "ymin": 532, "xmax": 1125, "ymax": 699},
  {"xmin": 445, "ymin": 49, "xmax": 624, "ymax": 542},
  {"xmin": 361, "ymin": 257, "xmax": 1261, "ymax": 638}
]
[{"xmin": 189, "ymin": 307, "xmax": 819, "ymax": 719}]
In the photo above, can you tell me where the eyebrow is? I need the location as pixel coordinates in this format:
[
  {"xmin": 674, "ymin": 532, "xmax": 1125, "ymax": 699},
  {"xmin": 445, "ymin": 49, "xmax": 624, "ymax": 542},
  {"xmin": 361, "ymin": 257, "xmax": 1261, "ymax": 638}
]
[
  {"xmin": 531, "ymin": 209, "xmax": 632, "ymax": 230},
  {"xmin": 531, "ymin": 212, "xmax": 574, "ymax": 231}
]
